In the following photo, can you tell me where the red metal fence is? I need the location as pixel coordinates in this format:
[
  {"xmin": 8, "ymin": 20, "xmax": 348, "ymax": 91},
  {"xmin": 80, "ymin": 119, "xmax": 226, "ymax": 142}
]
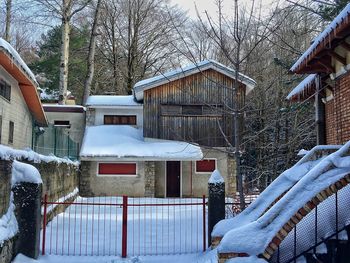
[{"xmin": 41, "ymin": 195, "xmax": 207, "ymax": 257}]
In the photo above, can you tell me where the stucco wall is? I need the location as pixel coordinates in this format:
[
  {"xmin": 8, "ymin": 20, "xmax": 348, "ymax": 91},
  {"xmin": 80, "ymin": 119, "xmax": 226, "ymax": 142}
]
[
  {"xmin": 0, "ymin": 66, "xmax": 33, "ymax": 149},
  {"xmin": 80, "ymin": 161, "xmax": 147, "ymax": 197},
  {"xmin": 154, "ymin": 148, "xmax": 236, "ymax": 197},
  {"xmin": 44, "ymin": 111, "xmax": 85, "ymax": 145},
  {"xmin": 93, "ymin": 107, "xmax": 143, "ymax": 128}
]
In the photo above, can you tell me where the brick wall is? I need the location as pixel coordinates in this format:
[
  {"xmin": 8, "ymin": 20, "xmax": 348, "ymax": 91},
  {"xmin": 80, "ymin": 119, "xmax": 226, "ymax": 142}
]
[{"xmin": 325, "ymin": 71, "xmax": 350, "ymax": 144}]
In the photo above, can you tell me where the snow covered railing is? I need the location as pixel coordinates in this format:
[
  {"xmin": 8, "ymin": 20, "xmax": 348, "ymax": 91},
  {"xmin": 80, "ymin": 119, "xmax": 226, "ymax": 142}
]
[
  {"xmin": 217, "ymin": 141, "xmax": 350, "ymax": 261},
  {"xmin": 211, "ymin": 145, "xmax": 340, "ymax": 247}
]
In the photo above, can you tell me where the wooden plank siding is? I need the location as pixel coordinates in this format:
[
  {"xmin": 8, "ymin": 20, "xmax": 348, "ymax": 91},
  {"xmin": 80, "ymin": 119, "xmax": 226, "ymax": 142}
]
[{"xmin": 143, "ymin": 69, "xmax": 246, "ymax": 147}]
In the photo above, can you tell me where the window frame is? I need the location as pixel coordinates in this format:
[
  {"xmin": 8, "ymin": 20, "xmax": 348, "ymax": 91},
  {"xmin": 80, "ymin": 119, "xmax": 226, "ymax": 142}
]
[
  {"xmin": 0, "ymin": 79, "xmax": 11, "ymax": 102},
  {"xmin": 8, "ymin": 121, "xmax": 14, "ymax": 144},
  {"xmin": 97, "ymin": 162, "xmax": 138, "ymax": 177},
  {"xmin": 195, "ymin": 158, "xmax": 217, "ymax": 174},
  {"xmin": 103, "ymin": 115, "xmax": 137, "ymax": 125}
]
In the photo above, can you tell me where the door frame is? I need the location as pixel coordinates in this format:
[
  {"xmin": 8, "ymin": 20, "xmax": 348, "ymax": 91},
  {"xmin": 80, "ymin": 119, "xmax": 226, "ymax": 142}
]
[{"xmin": 164, "ymin": 161, "xmax": 182, "ymax": 198}]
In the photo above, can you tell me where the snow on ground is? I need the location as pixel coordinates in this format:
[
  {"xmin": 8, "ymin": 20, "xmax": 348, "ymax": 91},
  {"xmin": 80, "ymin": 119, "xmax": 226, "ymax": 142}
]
[
  {"xmin": 80, "ymin": 125, "xmax": 203, "ymax": 160},
  {"xmin": 14, "ymin": 249, "xmax": 217, "ymax": 263},
  {"xmin": 218, "ymin": 141, "xmax": 350, "ymax": 255},
  {"xmin": 42, "ymin": 196, "xmax": 207, "ymax": 257}
]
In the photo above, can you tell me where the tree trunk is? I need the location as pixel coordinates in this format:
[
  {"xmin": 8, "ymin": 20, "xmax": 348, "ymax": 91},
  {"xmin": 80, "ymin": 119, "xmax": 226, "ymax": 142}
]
[
  {"xmin": 83, "ymin": 0, "xmax": 102, "ymax": 105},
  {"xmin": 59, "ymin": 0, "xmax": 72, "ymax": 105},
  {"xmin": 5, "ymin": 0, "xmax": 12, "ymax": 42}
]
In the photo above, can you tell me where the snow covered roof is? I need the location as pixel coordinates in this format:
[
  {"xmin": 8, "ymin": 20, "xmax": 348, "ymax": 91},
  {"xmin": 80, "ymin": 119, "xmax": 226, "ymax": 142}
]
[
  {"xmin": 286, "ymin": 74, "xmax": 317, "ymax": 100},
  {"xmin": 133, "ymin": 60, "xmax": 256, "ymax": 101},
  {"xmin": 0, "ymin": 38, "xmax": 47, "ymax": 126},
  {"xmin": 80, "ymin": 125, "xmax": 203, "ymax": 161},
  {"xmin": 212, "ymin": 144, "xmax": 341, "ymax": 238},
  {"xmin": 290, "ymin": 4, "xmax": 350, "ymax": 73},
  {"xmin": 86, "ymin": 95, "xmax": 142, "ymax": 107},
  {"xmin": 0, "ymin": 38, "xmax": 38, "ymax": 85},
  {"xmin": 218, "ymin": 142, "xmax": 350, "ymax": 256}
]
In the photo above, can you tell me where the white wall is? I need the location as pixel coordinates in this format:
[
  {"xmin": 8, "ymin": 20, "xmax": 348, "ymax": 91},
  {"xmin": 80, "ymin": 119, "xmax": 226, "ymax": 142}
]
[
  {"xmin": 0, "ymin": 66, "xmax": 33, "ymax": 149},
  {"xmin": 94, "ymin": 107, "xmax": 143, "ymax": 128}
]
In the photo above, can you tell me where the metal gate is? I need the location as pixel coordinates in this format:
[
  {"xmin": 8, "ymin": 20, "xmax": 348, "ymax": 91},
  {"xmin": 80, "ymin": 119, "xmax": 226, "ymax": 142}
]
[{"xmin": 41, "ymin": 195, "xmax": 207, "ymax": 257}]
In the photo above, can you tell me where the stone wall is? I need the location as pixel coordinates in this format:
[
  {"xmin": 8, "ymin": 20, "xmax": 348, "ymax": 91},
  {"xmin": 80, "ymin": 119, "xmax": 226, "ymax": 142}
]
[
  {"xmin": 80, "ymin": 161, "xmax": 148, "ymax": 197},
  {"xmin": 144, "ymin": 161, "xmax": 155, "ymax": 197},
  {"xmin": 0, "ymin": 158, "xmax": 79, "ymax": 263}
]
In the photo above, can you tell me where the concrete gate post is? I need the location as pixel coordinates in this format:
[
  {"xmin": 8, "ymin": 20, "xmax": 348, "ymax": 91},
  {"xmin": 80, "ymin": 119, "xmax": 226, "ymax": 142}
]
[
  {"xmin": 12, "ymin": 182, "xmax": 42, "ymax": 259},
  {"xmin": 208, "ymin": 170, "xmax": 225, "ymax": 246}
]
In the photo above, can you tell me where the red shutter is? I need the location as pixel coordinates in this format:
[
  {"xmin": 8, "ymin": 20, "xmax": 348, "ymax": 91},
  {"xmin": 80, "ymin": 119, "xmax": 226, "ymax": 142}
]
[
  {"xmin": 196, "ymin": 160, "xmax": 216, "ymax": 173},
  {"xmin": 98, "ymin": 163, "xmax": 137, "ymax": 175}
]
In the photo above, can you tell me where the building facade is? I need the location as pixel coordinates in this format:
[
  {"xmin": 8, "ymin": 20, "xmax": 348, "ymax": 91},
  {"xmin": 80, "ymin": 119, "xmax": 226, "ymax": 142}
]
[
  {"xmin": 0, "ymin": 38, "xmax": 47, "ymax": 149},
  {"xmin": 80, "ymin": 60, "xmax": 256, "ymax": 197}
]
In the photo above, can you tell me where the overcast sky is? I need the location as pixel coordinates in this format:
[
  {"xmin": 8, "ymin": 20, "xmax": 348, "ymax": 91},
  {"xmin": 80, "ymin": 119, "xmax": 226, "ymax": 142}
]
[{"xmin": 171, "ymin": 0, "xmax": 277, "ymax": 19}]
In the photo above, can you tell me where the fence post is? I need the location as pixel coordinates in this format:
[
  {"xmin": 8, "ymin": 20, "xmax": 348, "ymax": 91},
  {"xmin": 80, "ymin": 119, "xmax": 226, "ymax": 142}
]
[
  {"xmin": 122, "ymin": 195, "xmax": 128, "ymax": 258},
  {"xmin": 202, "ymin": 195, "xmax": 206, "ymax": 252},
  {"xmin": 12, "ymin": 182, "xmax": 42, "ymax": 259},
  {"xmin": 42, "ymin": 193, "xmax": 48, "ymax": 255},
  {"xmin": 208, "ymin": 170, "xmax": 225, "ymax": 246}
]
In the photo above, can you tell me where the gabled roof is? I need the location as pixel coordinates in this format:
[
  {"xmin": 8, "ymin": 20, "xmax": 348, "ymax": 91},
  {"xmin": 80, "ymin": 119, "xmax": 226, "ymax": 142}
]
[
  {"xmin": 133, "ymin": 59, "xmax": 256, "ymax": 101},
  {"xmin": 86, "ymin": 95, "xmax": 142, "ymax": 108},
  {"xmin": 0, "ymin": 38, "xmax": 48, "ymax": 126},
  {"xmin": 290, "ymin": 3, "xmax": 350, "ymax": 74}
]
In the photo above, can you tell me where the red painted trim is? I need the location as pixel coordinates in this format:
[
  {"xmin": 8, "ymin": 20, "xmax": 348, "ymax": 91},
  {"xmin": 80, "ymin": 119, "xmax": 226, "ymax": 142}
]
[
  {"xmin": 44, "ymin": 106, "xmax": 85, "ymax": 113},
  {"xmin": 98, "ymin": 163, "xmax": 137, "ymax": 175},
  {"xmin": 196, "ymin": 160, "xmax": 216, "ymax": 173}
]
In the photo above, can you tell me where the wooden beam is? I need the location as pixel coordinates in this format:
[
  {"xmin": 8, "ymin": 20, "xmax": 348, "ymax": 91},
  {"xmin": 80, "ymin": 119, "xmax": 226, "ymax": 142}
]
[
  {"xmin": 340, "ymin": 41, "xmax": 350, "ymax": 52},
  {"xmin": 328, "ymin": 50, "xmax": 346, "ymax": 65},
  {"xmin": 316, "ymin": 60, "xmax": 334, "ymax": 73}
]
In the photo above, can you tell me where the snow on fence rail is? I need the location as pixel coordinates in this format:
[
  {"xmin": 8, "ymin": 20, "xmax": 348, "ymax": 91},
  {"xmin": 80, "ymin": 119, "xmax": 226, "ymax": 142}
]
[{"xmin": 41, "ymin": 195, "xmax": 208, "ymax": 257}]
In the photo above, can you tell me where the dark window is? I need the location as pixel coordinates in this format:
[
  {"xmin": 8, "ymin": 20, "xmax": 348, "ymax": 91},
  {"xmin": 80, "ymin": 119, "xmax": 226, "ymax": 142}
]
[
  {"xmin": 98, "ymin": 163, "xmax": 137, "ymax": 175},
  {"xmin": 196, "ymin": 159, "xmax": 216, "ymax": 173},
  {"xmin": 54, "ymin": 120, "xmax": 70, "ymax": 127},
  {"xmin": 182, "ymin": 105, "xmax": 202, "ymax": 115},
  {"xmin": 0, "ymin": 116, "xmax": 2, "ymax": 144},
  {"xmin": 104, "ymin": 115, "xmax": 137, "ymax": 125},
  {"xmin": 161, "ymin": 105, "xmax": 182, "ymax": 115},
  {"xmin": 8, "ymin": 121, "xmax": 14, "ymax": 144},
  {"xmin": 0, "ymin": 79, "xmax": 11, "ymax": 101}
]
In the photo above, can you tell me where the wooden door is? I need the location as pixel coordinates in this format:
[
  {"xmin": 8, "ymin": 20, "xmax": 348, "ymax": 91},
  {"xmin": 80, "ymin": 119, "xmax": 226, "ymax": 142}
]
[{"xmin": 166, "ymin": 161, "xmax": 181, "ymax": 197}]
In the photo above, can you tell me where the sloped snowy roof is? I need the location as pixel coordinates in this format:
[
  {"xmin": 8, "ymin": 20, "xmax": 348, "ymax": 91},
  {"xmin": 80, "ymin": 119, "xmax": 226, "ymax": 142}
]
[
  {"xmin": 86, "ymin": 95, "xmax": 142, "ymax": 107},
  {"xmin": 290, "ymin": 3, "xmax": 350, "ymax": 72},
  {"xmin": 0, "ymin": 38, "xmax": 38, "ymax": 85},
  {"xmin": 133, "ymin": 60, "xmax": 256, "ymax": 101},
  {"xmin": 218, "ymin": 141, "xmax": 350, "ymax": 255},
  {"xmin": 80, "ymin": 125, "xmax": 203, "ymax": 160},
  {"xmin": 286, "ymin": 74, "xmax": 317, "ymax": 100}
]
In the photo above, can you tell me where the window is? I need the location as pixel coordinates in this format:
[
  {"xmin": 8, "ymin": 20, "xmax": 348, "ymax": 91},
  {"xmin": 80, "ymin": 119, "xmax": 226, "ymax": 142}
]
[
  {"xmin": 0, "ymin": 79, "xmax": 11, "ymax": 101},
  {"xmin": 196, "ymin": 159, "xmax": 216, "ymax": 173},
  {"xmin": 182, "ymin": 105, "xmax": 202, "ymax": 115},
  {"xmin": 54, "ymin": 120, "xmax": 70, "ymax": 127},
  {"xmin": 104, "ymin": 115, "xmax": 137, "ymax": 125},
  {"xmin": 0, "ymin": 116, "xmax": 2, "ymax": 144},
  {"xmin": 161, "ymin": 104, "xmax": 222, "ymax": 116},
  {"xmin": 8, "ymin": 121, "xmax": 14, "ymax": 144},
  {"xmin": 98, "ymin": 163, "xmax": 137, "ymax": 176}
]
